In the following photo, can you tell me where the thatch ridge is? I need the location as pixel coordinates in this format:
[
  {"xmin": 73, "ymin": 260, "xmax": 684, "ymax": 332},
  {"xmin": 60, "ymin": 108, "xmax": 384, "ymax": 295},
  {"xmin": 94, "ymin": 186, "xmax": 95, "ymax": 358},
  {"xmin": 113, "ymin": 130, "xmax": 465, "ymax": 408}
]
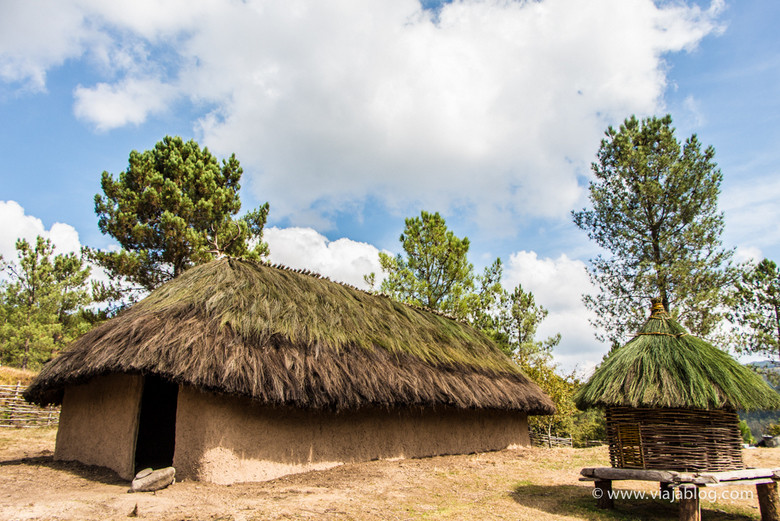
[
  {"xmin": 26, "ymin": 258, "xmax": 554, "ymax": 414},
  {"xmin": 259, "ymin": 258, "xmax": 465, "ymax": 322},
  {"xmin": 575, "ymin": 306, "xmax": 780, "ymax": 411}
]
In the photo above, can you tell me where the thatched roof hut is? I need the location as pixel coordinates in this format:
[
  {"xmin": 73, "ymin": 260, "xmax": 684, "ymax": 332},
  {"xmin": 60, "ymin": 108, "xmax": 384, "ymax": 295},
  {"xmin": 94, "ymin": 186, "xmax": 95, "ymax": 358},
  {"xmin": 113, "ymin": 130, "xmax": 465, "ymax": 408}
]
[
  {"xmin": 27, "ymin": 258, "xmax": 553, "ymax": 483},
  {"xmin": 576, "ymin": 301, "xmax": 780, "ymax": 472}
]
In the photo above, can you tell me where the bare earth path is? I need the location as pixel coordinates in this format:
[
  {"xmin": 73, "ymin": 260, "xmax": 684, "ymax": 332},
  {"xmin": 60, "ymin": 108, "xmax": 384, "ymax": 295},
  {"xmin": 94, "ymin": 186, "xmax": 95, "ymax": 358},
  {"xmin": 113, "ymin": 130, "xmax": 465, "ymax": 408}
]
[{"xmin": 0, "ymin": 428, "xmax": 776, "ymax": 520}]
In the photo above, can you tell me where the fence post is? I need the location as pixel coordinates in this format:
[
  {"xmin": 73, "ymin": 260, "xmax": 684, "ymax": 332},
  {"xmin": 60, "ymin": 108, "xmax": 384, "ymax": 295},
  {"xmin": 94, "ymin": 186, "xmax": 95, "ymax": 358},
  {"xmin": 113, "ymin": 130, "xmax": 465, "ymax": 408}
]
[{"xmin": 9, "ymin": 381, "xmax": 22, "ymax": 427}]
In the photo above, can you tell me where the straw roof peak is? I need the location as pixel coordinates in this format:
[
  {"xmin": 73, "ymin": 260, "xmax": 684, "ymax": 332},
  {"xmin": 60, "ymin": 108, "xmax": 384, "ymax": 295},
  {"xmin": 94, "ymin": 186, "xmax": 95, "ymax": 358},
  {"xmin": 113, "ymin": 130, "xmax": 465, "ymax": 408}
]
[{"xmin": 575, "ymin": 301, "xmax": 780, "ymax": 411}]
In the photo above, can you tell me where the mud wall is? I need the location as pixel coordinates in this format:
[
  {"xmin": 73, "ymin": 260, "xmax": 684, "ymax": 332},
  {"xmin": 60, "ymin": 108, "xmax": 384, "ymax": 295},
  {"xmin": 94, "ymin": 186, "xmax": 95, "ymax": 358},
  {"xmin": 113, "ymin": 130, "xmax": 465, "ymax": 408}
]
[
  {"xmin": 174, "ymin": 386, "xmax": 529, "ymax": 484},
  {"xmin": 54, "ymin": 374, "xmax": 143, "ymax": 480}
]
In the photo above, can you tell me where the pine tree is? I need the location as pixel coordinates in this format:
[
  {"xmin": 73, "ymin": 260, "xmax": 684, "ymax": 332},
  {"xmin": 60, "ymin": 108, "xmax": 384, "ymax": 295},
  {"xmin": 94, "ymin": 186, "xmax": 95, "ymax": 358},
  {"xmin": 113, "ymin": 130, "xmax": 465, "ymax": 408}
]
[
  {"xmin": 91, "ymin": 136, "xmax": 270, "ymax": 292},
  {"xmin": 731, "ymin": 259, "xmax": 780, "ymax": 361},
  {"xmin": 573, "ymin": 115, "xmax": 735, "ymax": 344},
  {"xmin": 377, "ymin": 211, "xmax": 474, "ymax": 318},
  {"xmin": 0, "ymin": 237, "xmax": 93, "ymax": 369}
]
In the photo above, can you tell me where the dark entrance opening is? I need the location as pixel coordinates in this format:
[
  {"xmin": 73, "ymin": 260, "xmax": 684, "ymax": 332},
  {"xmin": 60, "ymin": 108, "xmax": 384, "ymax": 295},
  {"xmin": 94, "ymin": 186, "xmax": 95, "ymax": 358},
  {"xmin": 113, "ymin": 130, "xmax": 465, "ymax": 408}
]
[{"xmin": 134, "ymin": 374, "xmax": 178, "ymax": 472}]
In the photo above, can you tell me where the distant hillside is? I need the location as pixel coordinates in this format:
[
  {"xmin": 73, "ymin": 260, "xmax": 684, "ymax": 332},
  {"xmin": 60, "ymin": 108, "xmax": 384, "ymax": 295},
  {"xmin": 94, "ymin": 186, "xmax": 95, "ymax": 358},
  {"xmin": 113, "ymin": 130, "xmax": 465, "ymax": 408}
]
[{"xmin": 741, "ymin": 361, "xmax": 780, "ymax": 437}]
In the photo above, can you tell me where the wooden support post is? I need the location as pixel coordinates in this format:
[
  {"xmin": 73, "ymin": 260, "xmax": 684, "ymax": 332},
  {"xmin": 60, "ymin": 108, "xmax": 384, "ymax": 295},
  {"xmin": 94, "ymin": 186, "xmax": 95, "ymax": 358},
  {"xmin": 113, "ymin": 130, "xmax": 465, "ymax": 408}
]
[
  {"xmin": 678, "ymin": 485, "xmax": 700, "ymax": 521},
  {"xmin": 757, "ymin": 482, "xmax": 780, "ymax": 521},
  {"xmin": 595, "ymin": 480, "xmax": 613, "ymax": 509}
]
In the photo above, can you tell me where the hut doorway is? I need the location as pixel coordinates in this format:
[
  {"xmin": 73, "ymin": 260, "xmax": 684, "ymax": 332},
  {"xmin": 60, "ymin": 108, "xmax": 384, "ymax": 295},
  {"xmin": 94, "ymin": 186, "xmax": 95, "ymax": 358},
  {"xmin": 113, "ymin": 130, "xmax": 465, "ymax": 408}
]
[{"xmin": 134, "ymin": 375, "xmax": 178, "ymax": 472}]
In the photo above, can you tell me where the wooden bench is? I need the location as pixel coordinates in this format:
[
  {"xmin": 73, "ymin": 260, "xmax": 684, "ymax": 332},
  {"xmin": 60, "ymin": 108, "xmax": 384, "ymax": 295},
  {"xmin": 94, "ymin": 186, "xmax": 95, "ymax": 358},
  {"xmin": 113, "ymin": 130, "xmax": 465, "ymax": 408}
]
[{"xmin": 580, "ymin": 467, "xmax": 780, "ymax": 521}]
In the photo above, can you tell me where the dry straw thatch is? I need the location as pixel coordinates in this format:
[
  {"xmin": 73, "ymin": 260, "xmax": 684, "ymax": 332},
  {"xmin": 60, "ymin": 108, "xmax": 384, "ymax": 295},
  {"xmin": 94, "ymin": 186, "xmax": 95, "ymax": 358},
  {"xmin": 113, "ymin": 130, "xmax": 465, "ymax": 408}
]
[
  {"xmin": 575, "ymin": 302, "xmax": 780, "ymax": 412},
  {"xmin": 26, "ymin": 258, "xmax": 554, "ymax": 414}
]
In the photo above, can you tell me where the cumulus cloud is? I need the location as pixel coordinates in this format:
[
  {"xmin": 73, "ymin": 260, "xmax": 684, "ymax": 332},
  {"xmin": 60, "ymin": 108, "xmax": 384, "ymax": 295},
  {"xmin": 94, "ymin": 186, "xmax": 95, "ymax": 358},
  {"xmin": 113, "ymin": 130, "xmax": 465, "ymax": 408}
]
[
  {"xmin": 0, "ymin": 1, "xmax": 91, "ymax": 90},
  {"xmin": 265, "ymin": 227, "xmax": 386, "ymax": 289},
  {"xmin": 74, "ymin": 78, "xmax": 180, "ymax": 130},
  {"xmin": 0, "ymin": 201, "xmax": 82, "ymax": 261},
  {"xmin": 504, "ymin": 250, "xmax": 605, "ymax": 375},
  {"xmin": 0, "ymin": 0, "xmax": 724, "ymax": 233}
]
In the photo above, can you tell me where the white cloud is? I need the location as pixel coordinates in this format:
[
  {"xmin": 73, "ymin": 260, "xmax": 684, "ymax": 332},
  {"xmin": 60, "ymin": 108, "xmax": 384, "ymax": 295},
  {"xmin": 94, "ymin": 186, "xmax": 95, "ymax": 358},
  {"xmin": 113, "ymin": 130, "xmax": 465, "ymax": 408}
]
[
  {"xmin": 0, "ymin": 0, "xmax": 723, "ymax": 234},
  {"xmin": 74, "ymin": 78, "xmax": 180, "ymax": 130},
  {"xmin": 0, "ymin": 1, "xmax": 91, "ymax": 90},
  {"xmin": 734, "ymin": 246, "xmax": 763, "ymax": 265},
  {"xmin": 504, "ymin": 250, "xmax": 605, "ymax": 375},
  {"xmin": 265, "ymin": 226, "xmax": 385, "ymax": 289},
  {"xmin": 0, "ymin": 201, "xmax": 82, "ymax": 261}
]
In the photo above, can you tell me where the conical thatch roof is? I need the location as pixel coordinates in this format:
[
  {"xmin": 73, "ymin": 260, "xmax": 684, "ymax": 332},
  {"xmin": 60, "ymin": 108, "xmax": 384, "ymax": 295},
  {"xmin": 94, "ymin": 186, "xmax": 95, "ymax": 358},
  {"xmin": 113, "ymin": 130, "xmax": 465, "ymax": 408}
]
[
  {"xmin": 575, "ymin": 302, "xmax": 780, "ymax": 411},
  {"xmin": 26, "ymin": 258, "xmax": 554, "ymax": 414}
]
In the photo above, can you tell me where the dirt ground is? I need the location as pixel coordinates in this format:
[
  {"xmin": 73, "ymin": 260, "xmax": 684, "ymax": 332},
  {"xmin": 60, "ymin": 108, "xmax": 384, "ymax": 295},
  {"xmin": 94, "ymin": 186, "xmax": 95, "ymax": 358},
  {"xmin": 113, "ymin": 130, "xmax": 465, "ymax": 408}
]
[{"xmin": 1, "ymin": 428, "xmax": 778, "ymax": 521}]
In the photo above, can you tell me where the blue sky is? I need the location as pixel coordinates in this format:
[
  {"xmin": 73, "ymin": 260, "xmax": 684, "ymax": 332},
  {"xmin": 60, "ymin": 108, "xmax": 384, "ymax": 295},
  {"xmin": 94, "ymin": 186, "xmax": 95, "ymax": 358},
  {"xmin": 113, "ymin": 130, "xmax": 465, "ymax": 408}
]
[{"xmin": 1, "ymin": 0, "xmax": 778, "ymax": 372}]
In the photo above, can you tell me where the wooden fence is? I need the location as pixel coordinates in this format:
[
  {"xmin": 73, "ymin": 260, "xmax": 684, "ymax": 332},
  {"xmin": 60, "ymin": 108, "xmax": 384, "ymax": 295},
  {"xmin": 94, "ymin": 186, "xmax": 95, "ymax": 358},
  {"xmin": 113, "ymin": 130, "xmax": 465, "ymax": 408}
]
[
  {"xmin": 0, "ymin": 382, "xmax": 60, "ymax": 428},
  {"xmin": 530, "ymin": 432, "xmax": 573, "ymax": 448}
]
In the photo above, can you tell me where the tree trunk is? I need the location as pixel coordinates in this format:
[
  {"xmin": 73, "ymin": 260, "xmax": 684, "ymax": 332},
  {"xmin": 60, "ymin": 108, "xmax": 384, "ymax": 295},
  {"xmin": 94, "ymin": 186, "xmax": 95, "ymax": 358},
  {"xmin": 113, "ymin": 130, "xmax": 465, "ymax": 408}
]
[{"xmin": 21, "ymin": 337, "xmax": 29, "ymax": 370}]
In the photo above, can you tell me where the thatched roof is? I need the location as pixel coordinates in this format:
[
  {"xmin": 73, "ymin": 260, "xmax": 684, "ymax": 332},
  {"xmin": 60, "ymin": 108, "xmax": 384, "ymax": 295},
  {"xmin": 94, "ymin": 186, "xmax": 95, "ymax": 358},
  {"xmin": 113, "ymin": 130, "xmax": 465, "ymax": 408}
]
[
  {"xmin": 575, "ymin": 302, "xmax": 780, "ymax": 411},
  {"xmin": 25, "ymin": 258, "xmax": 554, "ymax": 414}
]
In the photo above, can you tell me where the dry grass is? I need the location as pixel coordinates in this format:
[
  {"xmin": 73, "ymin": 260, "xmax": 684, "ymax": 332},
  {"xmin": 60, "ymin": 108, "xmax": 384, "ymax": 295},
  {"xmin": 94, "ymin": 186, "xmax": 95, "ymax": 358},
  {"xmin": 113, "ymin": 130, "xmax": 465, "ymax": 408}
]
[
  {"xmin": 0, "ymin": 366, "xmax": 37, "ymax": 386},
  {"xmin": 1, "ymin": 427, "xmax": 777, "ymax": 520}
]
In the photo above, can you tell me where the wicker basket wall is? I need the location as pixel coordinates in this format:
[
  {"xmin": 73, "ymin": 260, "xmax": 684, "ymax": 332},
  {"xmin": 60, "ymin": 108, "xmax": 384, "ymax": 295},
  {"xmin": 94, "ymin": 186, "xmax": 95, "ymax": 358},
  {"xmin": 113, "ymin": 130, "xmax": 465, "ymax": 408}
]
[{"xmin": 606, "ymin": 407, "xmax": 744, "ymax": 472}]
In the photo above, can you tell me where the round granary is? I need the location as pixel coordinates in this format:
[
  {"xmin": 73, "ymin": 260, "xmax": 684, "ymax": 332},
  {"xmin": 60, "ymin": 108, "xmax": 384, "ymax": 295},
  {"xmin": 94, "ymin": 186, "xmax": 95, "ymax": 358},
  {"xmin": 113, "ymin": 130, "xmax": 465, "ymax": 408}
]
[{"xmin": 576, "ymin": 301, "xmax": 780, "ymax": 472}]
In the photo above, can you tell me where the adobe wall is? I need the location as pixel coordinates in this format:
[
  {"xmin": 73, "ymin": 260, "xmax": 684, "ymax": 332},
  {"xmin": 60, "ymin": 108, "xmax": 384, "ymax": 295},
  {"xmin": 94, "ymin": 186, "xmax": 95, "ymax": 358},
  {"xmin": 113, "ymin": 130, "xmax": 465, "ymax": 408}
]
[
  {"xmin": 54, "ymin": 373, "xmax": 143, "ymax": 480},
  {"xmin": 173, "ymin": 386, "xmax": 529, "ymax": 484}
]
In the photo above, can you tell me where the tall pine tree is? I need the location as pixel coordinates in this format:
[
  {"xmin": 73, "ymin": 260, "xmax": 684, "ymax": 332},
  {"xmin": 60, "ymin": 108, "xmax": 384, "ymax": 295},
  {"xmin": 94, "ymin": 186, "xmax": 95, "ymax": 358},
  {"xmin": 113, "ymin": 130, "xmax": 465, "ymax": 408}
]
[
  {"xmin": 377, "ymin": 211, "xmax": 474, "ymax": 318},
  {"xmin": 91, "ymin": 136, "xmax": 270, "ymax": 292},
  {"xmin": 573, "ymin": 115, "xmax": 735, "ymax": 344}
]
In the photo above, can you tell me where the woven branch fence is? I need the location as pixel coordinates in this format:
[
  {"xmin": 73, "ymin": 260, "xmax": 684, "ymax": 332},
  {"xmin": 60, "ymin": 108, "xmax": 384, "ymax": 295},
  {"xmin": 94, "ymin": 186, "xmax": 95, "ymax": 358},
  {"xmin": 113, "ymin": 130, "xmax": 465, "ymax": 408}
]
[{"xmin": 0, "ymin": 382, "xmax": 60, "ymax": 428}]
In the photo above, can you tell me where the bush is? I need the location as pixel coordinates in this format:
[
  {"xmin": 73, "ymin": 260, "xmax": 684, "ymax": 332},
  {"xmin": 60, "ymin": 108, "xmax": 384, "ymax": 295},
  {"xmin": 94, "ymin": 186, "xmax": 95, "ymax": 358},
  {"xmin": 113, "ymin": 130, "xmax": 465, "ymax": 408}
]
[
  {"xmin": 765, "ymin": 422, "xmax": 780, "ymax": 438},
  {"xmin": 571, "ymin": 408, "xmax": 606, "ymax": 447},
  {"xmin": 739, "ymin": 419, "xmax": 756, "ymax": 445}
]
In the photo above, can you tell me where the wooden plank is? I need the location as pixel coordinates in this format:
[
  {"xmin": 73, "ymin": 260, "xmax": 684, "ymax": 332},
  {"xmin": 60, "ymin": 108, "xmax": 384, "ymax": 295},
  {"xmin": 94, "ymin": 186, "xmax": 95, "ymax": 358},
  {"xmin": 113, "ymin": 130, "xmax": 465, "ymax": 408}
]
[
  {"xmin": 695, "ymin": 469, "xmax": 780, "ymax": 483},
  {"xmin": 581, "ymin": 467, "xmax": 679, "ymax": 482},
  {"xmin": 674, "ymin": 473, "xmax": 715, "ymax": 484},
  {"xmin": 700, "ymin": 479, "xmax": 776, "ymax": 488}
]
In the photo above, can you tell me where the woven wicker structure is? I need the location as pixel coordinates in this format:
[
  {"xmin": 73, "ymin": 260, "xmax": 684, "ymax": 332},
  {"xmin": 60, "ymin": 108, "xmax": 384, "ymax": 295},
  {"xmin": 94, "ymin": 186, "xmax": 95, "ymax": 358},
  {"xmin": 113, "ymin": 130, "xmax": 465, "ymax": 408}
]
[
  {"xmin": 577, "ymin": 300, "xmax": 780, "ymax": 472},
  {"xmin": 606, "ymin": 407, "xmax": 744, "ymax": 472}
]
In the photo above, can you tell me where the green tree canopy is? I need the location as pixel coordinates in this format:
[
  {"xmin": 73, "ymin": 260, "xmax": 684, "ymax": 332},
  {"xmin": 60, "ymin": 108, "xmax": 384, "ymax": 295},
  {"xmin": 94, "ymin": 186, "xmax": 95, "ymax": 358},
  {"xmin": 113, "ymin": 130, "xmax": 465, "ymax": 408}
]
[
  {"xmin": 377, "ymin": 211, "xmax": 474, "ymax": 318},
  {"xmin": 91, "ymin": 136, "xmax": 270, "ymax": 292},
  {"xmin": 731, "ymin": 258, "xmax": 780, "ymax": 361},
  {"xmin": 372, "ymin": 210, "xmax": 577, "ymax": 437},
  {"xmin": 503, "ymin": 285, "xmax": 561, "ymax": 364},
  {"xmin": 572, "ymin": 114, "xmax": 735, "ymax": 344},
  {"xmin": 503, "ymin": 285, "xmax": 573, "ymax": 440},
  {"xmin": 0, "ymin": 237, "xmax": 94, "ymax": 369},
  {"xmin": 465, "ymin": 258, "xmax": 509, "ymax": 349}
]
